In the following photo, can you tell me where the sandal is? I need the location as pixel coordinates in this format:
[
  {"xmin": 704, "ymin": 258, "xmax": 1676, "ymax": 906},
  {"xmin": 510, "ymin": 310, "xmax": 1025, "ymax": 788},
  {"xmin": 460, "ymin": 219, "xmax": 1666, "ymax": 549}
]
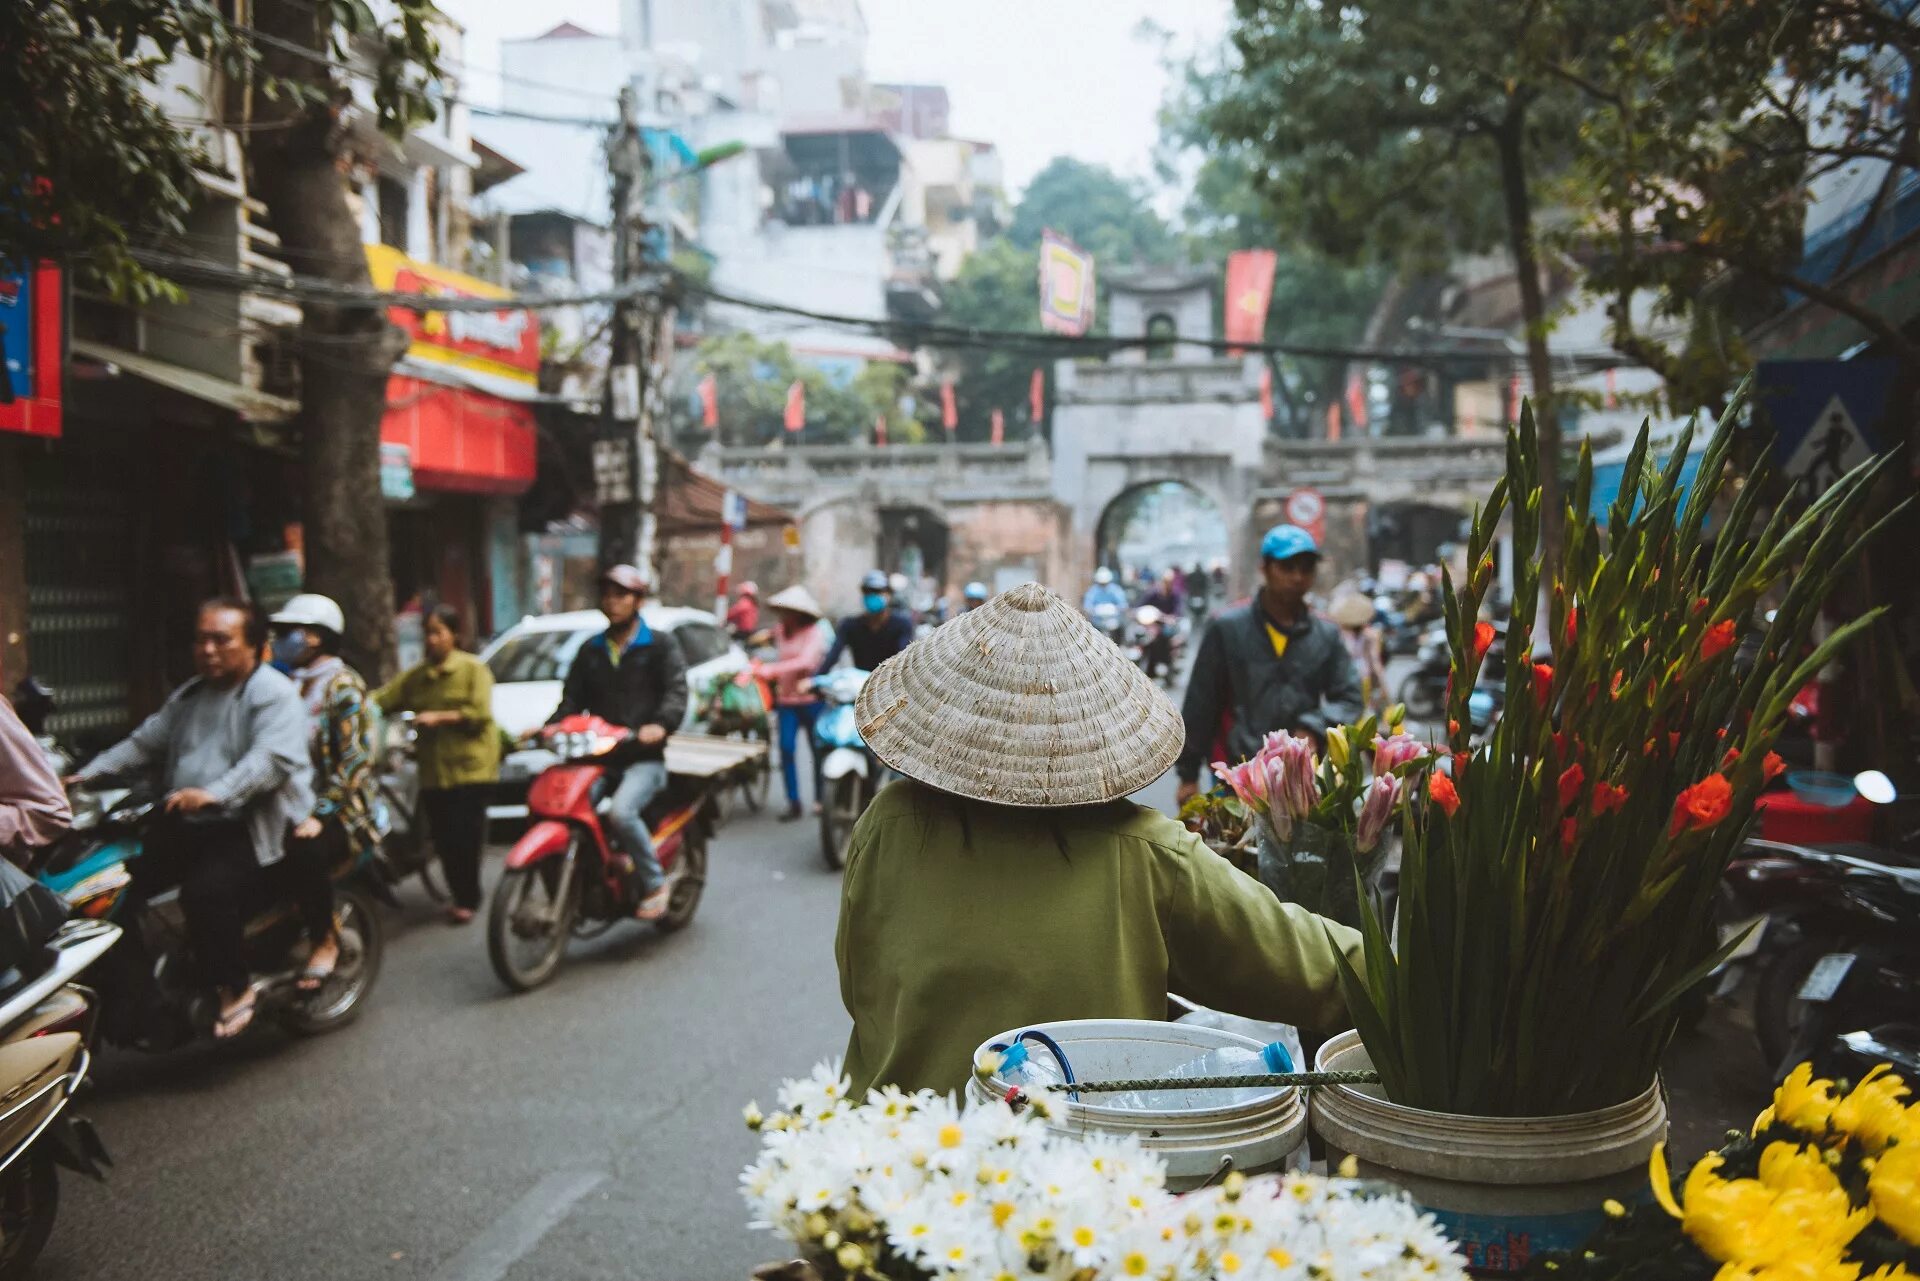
[
  {"xmin": 634, "ymin": 887, "xmax": 673, "ymax": 922},
  {"xmin": 298, "ymin": 941, "xmax": 339, "ymax": 992},
  {"xmin": 446, "ymin": 906, "xmax": 476, "ymax": 925},
  {"xmin": 213, "ymin": 989, "xmax": 258, "ymax": 1040}
]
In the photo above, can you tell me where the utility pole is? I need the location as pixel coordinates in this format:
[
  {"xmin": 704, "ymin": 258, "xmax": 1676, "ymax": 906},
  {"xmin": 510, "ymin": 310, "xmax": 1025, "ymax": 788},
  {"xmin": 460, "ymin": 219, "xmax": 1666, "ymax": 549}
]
[{"xmin": 603, "ymin": 83, "xmax": 655, "ymax": 578}]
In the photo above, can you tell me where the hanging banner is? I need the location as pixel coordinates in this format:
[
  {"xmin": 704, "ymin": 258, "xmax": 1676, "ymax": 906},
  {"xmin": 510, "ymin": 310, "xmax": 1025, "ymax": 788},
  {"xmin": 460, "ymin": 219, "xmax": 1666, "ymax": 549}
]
[
  {"xmin": 990, "ymin": 408, "xmax": 1005, "ymax": 446},
  {"xmin": 1223, "ymin": 249, "xmax": 1278, "ymax": 351},
  {"xmin": 874, "ymin": 414, "xmax": 888, "ymax": 447},
  {"xmin": 1259, "ymin": 364, "xmax": 1274, "ymax": 422},
  {"xmin": 0, "ymin": 262, "xmax": 63, "ymax": 439},
  {"xmin": 1038, "ymin": 229, "xmax": 1095, "ymax": 336},
  {"xmin": 783, "ymin": 380, "xmax": 805, "ymax": 433},
  {"xmin": 1028, "ymin": 367, "xmax": 1045, "ymax": 424},
  {"xmin": 1344, "ymin": 371, "xmax": 1369, "ymax": 434},
  {"xmin": 699, "ymin": 374, "xmax": 719, "ymax": 429},
  {"xmin": 940, "ymin": 380, "xmax": 957, "ymax": 431}
]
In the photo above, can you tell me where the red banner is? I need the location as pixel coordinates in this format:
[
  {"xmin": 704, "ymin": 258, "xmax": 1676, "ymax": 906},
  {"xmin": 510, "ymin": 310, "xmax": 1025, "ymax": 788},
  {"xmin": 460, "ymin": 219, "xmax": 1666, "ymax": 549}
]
[
  {"xmin": 699, "ymin": 374, "xmax": 719, "ymax": 429},
  {"xmin": 875, "ymin": 414, "xmax": 887, "ymax": 447},
  {"xmin": 1029, "ymin": 368, "xmax": 1044, "ymax": 424},
  {"xmin": 941, "ymin": 380, "xmax": 957, "ymax": 431},
  {"xmin": 1344, "ymin": 371, "xmax": 1369, "ymax": 434},
  {"xmin": 784, "ymin": 380, "xmax": 805, "ymax": 432},
  {"xmin": 990, "ymin": 408, "xmax": 1004, "ymax": 446},
  {"xmin": 1224, "ymin": 249, "xmax": 1278, "ymax": 351},
  {"xmin": 0, "ymin": 262, "xmax": 63, "ymax": 439},
  {"xmin": 1259, "ymin": 364, "xmax": 1274, "ymax": 422}
]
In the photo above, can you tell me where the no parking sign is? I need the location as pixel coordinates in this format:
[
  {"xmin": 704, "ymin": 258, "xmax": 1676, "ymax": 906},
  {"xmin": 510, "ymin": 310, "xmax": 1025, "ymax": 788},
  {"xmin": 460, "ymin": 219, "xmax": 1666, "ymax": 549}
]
[{"xmin": 1285, "ymin": 487, "xmax": 1326, "ymax": 546}]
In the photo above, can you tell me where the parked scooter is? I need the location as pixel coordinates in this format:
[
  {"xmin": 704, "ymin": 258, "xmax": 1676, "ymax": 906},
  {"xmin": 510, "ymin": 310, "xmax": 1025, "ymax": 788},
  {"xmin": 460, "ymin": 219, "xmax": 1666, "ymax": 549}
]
[
  {"xmin": 813, "ymin": 669, "xmax": 879, "ymax": 871},
  {"xmin": 0, "ymin": 917, "xmax": 119, "ymax": 1279},
  {"xmin": 489, "ymin": 715, "xmax": 714, "ymax": 991},
  {"xmin": 1395, "ymin": 623, "xmax": 1449, "ymax": 720},
  {"xmin": 35, "ymin": 791, "xmax": 384, "ymax": 1049}
]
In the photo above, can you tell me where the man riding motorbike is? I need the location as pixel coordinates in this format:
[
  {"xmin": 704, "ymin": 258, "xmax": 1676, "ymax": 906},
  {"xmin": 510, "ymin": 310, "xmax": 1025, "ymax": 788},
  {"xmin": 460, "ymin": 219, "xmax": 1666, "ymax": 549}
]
[
  {"xmin": 268, "ymin": 594, "xmax": 377, "ymax": 992},
  {"xmin": 548, "ymin": 566, "xmax": 688, "ymax": 922},
  {"xmin": 958, "ymin": 582, "xmax": 990, "ymax": 614},
  {"xmin": 1081, "ymin": 567, "xmax": 1128, "ymax": 615},
  {"xmin": 1175, "ymin": 525, "xmax": 1364, "ymax": 807},
  {"xmin": 818, "ymin": 571, "xmax": 915, "ymax": 676},
  {"xmin": 69, "ymin": 598, "xmax": 313, "ymax": 1037}
]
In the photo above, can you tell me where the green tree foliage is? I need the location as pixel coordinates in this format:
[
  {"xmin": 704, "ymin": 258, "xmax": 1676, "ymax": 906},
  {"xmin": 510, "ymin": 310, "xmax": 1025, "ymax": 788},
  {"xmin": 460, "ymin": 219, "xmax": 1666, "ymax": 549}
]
[
  {"xmin": 1007, "ymin": 157, "xmax": 1176, "ymax": 266},
  {"xmin": 934, "ymin": 238, "xmax": 1049, "ymax": 444},
  {"xmin": 670, "ymin": 333, "xmax": 909, "ymax": 449}
]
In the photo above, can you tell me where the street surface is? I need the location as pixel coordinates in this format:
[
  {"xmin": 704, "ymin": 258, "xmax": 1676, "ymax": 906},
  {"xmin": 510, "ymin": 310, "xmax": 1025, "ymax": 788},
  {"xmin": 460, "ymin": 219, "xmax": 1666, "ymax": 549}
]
[{"xmin": 38, "ymin": 656, "xmax": 1768, "ymax": 1280}]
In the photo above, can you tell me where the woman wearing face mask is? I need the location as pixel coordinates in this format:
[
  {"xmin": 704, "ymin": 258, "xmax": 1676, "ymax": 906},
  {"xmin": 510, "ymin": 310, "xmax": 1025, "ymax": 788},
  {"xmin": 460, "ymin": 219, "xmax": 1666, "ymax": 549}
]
[
  {"xmin": 816, "ymin": 569, "xmax": 916, "ymax": 678},
  {"xmin": 266, "ymin": 594, "xmax": 377, "ymax": 989},
  {"xmin": 374, "ymin": 605, "xmax": 500, "ymax": 923}
]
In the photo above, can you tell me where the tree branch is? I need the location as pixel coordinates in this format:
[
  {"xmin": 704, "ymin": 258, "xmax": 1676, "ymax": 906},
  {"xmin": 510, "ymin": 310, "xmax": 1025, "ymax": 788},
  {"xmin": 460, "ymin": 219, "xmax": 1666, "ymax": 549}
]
[{"xmin": 1691, "ymin": 243, "xmax": 1920, "ymax": 369}]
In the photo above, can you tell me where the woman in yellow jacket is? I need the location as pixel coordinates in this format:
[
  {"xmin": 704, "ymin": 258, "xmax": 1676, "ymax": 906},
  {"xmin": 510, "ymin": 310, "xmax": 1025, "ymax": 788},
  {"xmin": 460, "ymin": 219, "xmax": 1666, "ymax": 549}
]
[
  {"xmin": 837, "ymin": 583, "xmax": 1363, "ymax": 1097},
  {"xmin": 375, "ymin": 606, "xmax": 500, "ymax": 923}
]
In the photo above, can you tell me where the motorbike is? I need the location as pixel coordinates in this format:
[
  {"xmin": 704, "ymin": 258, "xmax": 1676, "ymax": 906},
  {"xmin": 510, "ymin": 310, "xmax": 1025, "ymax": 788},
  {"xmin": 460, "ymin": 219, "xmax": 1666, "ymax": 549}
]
[
  {"xmin": 1087, "ymin": 602, "xmax": 1128, "ymax": 648},
  {"xmin": 1395, "ymin": 623, "xmax": 1450, "ymax": 720},
  {"xmin": 488, "ymin": 715, "xmax": 716, "ymax": 992},
  {"xmin": 813, "ymin": 669, "xmax": 879, "ymax": 871},
  {"xmin": 1132, "ymin": 606, "xmax": 1180, "ymax": 687},
  {"xmin": 367, "ymin": 712, "xmax": 449, "ymax": 904},
  {"xmin": 34, "ymin": 792, "xmax": 385, "ymax": 1048},
  {"xmin": 0, "ymin": 917, "xmax": 119, "ymax": 1279}
]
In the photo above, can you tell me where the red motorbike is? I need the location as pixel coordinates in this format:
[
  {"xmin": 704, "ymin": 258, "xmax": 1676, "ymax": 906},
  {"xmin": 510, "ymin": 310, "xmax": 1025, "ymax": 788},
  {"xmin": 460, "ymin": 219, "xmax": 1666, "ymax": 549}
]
[{"xmin": 487, "ymin": 715, "xmax": 713, "ymax": 992}]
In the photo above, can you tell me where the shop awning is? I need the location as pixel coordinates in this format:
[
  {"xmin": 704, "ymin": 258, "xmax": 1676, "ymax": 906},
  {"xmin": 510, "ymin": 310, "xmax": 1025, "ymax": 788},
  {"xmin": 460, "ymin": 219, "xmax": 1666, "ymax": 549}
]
[
  {"xmin": 70, "ymin": 339, "xmax": 298, "ymax": 423},
  {"xmin": 657, "ymin": 448, "xmax": 791, "ymax": 537}
]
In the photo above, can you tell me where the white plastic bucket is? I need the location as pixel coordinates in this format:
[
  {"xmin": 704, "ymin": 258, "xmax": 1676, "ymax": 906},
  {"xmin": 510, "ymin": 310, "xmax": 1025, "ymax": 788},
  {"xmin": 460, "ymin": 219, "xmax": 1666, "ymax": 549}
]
[
  {"xmin": 968, "ymin": 1018, "xmax": 1309, "ymax": 1191},
  {"xmin": 1311, "ymin": 1030, "xmax": 1668, "ymax": 1274}
]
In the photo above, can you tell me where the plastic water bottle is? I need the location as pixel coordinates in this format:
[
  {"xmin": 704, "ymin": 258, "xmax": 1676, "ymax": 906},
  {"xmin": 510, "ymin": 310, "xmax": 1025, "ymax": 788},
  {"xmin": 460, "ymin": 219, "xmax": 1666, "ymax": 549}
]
[
  {"xmin": 1117, "ymin": 1041, "xmax": 1294, "ymax": 1111},
  {"xmin": 994, "ymin": 1040, "xmax": 1067, "ymax": 1092}
]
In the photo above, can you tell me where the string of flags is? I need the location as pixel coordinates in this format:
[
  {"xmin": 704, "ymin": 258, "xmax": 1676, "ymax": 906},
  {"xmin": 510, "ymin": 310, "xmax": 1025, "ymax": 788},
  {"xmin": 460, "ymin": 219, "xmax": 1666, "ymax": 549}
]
[{"xmin": 691, "ymin": 367, "xmax": 1048, "ymax": 446}]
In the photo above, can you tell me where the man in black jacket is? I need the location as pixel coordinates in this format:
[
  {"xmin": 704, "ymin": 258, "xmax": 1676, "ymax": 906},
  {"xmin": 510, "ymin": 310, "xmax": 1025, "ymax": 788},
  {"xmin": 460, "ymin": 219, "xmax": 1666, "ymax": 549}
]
[
  {"xmin": 550, "ymin": 566, "xmax": 688, "ymax": 919},
  {"xmin": 1174, "ymin": 525, "xmax": 1363, "ymax": 806}
]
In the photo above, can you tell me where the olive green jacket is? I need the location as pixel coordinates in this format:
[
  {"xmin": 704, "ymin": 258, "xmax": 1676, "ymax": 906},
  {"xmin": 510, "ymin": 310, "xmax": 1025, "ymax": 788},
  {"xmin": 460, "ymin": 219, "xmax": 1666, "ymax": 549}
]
[
  {"xmin": 836, "ymin": 779, "xmax": 1365, "ymax": 1097},
  {"xmin": 373, "ymin": 651, "xmax": 500, "ymax": 791}
]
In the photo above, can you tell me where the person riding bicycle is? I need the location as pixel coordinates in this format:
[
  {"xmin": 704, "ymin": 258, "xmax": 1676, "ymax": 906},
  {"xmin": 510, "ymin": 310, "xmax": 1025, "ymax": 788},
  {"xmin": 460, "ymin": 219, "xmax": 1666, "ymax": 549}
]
[
  {"xmin": 817, "ymin": 571, "xmax": 915, "ymax": 676},
  {"xmin": 70, "ymin": 597, "xmax": 314, "ymax": 1038},
  {"xmin": 268, "ymin": 594, "xmax": 377, "ymax": 993},
  {"xmin": 549, "ymin": 566, "xmax": 688, "ymax": 922}
]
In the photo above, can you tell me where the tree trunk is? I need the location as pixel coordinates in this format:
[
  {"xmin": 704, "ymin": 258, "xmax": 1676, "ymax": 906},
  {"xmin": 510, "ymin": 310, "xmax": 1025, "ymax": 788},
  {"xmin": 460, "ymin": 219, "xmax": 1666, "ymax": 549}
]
[
  {"xmin": 248, "ymin": 2, "xmax": 404, "ymax": 679},
  {"xmin": 1493, "ymin": 110, "xmax": 1564, "ymax": 572}
]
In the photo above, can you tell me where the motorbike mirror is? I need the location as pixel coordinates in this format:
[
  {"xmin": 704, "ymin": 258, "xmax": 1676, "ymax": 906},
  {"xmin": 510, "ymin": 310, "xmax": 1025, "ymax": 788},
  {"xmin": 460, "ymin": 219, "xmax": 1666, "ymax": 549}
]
[{"xmin": 1853, "ymin": 770, "xmax": 1897, "ymax": 805}]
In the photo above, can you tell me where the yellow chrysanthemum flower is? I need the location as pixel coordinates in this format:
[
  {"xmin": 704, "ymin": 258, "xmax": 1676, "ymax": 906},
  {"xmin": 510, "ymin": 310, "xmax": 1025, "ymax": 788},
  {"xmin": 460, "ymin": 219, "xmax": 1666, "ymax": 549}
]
[
  {"xmin": 1833, "ymin": 1066, "xmax": 1913, "ymax": 1154},
  {"xmin": 1868, "ymin": 1138, "xmax": 1920, "ymax": 1248},
  {"xmin": 1649, "ymin": 1145, "xmax": 1871, "ymax": 1270},
  {"xmin": 1754, "ymin": 1065, "xmax": 1842, "ymax": 1137},
  {"xmin": 1757, "ymin": 1142, "xmax": 1845, "ymax": 1197}
]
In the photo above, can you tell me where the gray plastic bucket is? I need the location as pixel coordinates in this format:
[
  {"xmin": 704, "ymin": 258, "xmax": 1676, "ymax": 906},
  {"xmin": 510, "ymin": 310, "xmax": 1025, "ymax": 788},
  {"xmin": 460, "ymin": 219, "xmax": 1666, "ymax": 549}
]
[
  {"xmin": 1311, "ymin": 1030, "xmax": 1667, "ymax": 1274},
  {"xmin": 968, "ymin": 1018, "xmax": 1309, "ymax": 1191}
]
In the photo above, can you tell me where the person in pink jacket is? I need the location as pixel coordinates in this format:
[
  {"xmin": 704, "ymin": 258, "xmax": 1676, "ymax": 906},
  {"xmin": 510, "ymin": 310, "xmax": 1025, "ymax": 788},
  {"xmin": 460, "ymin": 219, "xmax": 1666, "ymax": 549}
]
[
  {"xmin": 0, "ymin": 693, "xmax": 69, "ymax": 865},
  {"xmin": 750, "ymin": 586, "xmax": 830, "ymax": 820}
]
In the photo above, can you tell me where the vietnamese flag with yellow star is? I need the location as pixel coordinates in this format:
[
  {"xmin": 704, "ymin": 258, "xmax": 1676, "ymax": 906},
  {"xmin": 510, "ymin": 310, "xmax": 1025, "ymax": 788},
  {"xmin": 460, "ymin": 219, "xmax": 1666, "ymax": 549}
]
[{"xmin": 1223, "ymin": 249, "xmax": 1278, "ymax": 352}]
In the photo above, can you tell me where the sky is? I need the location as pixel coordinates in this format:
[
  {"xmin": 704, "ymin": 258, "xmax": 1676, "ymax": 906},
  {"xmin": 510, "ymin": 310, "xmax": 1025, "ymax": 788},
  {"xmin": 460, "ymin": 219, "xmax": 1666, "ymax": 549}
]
[{"xmin": 438, "ymin": 0, "xmax": 1229, "ymax": 195}]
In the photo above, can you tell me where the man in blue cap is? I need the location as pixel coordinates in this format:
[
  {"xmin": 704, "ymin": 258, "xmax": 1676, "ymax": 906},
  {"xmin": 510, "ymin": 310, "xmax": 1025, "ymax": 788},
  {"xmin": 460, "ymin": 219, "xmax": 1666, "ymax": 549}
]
[{"xmin": 1174, "ymin": 523, "xmax": 1363, "ymax": 806}]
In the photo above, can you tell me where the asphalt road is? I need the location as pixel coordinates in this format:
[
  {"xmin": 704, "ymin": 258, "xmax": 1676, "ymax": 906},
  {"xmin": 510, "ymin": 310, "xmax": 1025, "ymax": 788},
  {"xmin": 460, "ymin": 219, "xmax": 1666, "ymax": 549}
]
[{"xmin": 36, "ymin": 654, "xmax": 1769, "ymax": 1280}]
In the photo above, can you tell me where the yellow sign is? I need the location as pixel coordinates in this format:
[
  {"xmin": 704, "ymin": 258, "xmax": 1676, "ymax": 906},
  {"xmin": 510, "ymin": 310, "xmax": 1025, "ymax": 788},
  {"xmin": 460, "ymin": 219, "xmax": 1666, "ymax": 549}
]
[
  {"xmin": 363, "ymin": 244, "xmax": 539, "ymax": 387},
  {"xmin": 783, "ymin": 523, "xmax": 801, "ymax": 550}
]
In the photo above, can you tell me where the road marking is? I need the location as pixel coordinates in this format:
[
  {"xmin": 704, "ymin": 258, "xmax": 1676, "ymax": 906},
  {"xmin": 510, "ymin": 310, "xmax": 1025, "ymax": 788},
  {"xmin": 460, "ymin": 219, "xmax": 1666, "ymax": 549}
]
[{"xmin": 430, "ymin": 1168, "xmax": 609, "ymax": 1281}]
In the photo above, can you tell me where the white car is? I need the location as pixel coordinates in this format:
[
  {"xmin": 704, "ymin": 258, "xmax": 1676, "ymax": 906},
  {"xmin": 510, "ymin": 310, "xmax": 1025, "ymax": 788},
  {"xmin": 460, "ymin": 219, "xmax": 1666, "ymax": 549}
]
[{"xmin": 479, "ymin": 606, "xmax": 750, "ymax": 817}]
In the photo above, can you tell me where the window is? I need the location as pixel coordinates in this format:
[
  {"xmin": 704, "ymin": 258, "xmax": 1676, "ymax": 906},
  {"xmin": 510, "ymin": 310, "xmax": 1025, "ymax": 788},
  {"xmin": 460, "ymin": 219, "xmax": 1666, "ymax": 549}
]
[
  {"xmin": 486, "ymin": 629, "xmax": 590, "ymax": 683},
  {"xmin": 1145, "ymin": 313, "xmax": 1177, "ymax": 361},
  {"xmin": 378, "ymin": 176, "xmax": 409, "ymax": 250},
  {"xmin": 672, "ymin": 622, "xmax": 731, "ymax": 667}
]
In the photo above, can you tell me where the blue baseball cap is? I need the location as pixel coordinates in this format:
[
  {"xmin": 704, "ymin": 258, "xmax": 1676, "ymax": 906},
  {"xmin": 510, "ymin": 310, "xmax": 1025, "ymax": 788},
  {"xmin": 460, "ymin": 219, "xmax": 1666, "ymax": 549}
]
[{"xmin": 1260, "ymin": 523, "xmax": 1320, "ymax": 563}]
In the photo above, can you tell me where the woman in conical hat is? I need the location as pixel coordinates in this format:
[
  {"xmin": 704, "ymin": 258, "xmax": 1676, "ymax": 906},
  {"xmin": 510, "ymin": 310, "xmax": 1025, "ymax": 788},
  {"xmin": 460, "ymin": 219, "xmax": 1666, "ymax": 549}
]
[{"xmin": 838, "ymin": 582, "xmax": 1362, "ymax": 1096}]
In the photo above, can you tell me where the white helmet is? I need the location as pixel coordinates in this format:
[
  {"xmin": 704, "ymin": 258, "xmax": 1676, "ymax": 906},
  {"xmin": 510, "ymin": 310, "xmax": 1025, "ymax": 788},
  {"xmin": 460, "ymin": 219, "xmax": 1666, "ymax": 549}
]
[
  {"xmin": 270, "ymin": 593, "xmax": 345, "ymax": 637},
  {"xmin": 1093, "ymin": 567, "xmax": 1114, "ymax": 585}
]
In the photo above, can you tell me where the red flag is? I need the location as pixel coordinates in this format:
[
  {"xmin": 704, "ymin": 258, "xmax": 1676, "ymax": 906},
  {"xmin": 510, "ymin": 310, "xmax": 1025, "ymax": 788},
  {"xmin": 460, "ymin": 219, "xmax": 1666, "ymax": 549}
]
[
  {"xmin": 699, "ymin": 374, "xmax": 719, "ymax": 429},
  {"xmin": 990, "ymin": 408, "xmax": 1004, "ymax": 446},
  {"xmin": 1605, "ymin": 366, "xmax": 1618, "ymax": 410},
  {"xmin": 1223, "ymin": 249, "xmax": 1279, "ymax": 351},
  {"xmin": 1259, "ymin": 364, "xmax": 1274, "ymax": 421},
  {"xmin": 940, "ymin": 380, "xmax": 957, "ymax": 431},
  {"xmin": 1028, "ymin": 368, "xmax": 1044, "ymax": 423},
  {"xmin": 1507, "ymin": 373, "xmax": 1523, "ymax": 423},
  {"xmin": 1344, "ymin": 371, "xmax": 1368, "ymax": 432},
  {"xmin": 1326, "ymin": 401, "xmax": 1341, "ymax": 442},
  {"xmin": 875, "ymin": 414, "xmax": 888, "ymax": 447},
  {"xmin": 784, "ymin": 380, "xmax": 805, "ymax": 433}
]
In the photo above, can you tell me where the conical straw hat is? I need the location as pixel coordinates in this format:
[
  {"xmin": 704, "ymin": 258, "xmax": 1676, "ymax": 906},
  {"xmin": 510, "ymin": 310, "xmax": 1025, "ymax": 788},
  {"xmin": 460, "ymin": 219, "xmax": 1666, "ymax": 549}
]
[
  {"xmin": 765, "ymin": 585, "xmax": 825, "ymax": 619},
  {"xmin": 854, "ymin": 582, "xmax": 1185, "ymax": 807}
]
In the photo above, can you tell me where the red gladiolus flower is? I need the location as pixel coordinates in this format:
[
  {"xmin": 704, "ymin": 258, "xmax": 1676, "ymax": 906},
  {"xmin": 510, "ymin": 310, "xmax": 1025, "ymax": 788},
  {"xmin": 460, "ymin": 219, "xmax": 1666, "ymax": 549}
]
[
  {"xmin": 1721, "ymin": 747, "xmax": 1740, "ymax": 770},
  {"xmin": 1611, "ymin": 669, "xmax": 1625, "ymax": 698},
  {"xmin": 1564, "ymin": 607, "xmax": 1579, "ymax": 649},
  {"xmin": 1700, "ymin": 619, "xmax": 1737, "ymax": 661},
  {"xmin": 1693, "ymin": 596, "xmax": 1710, "ymax": 614},
  {"xmin": 1430, "ymin": 771, "xmax": 1461, "ymax": 818},
  {"xmin": 1669, "ymin": 732, "xmax": 1682, "ymax": 754},
  {"xmin": 1552, "ymin": 730, "xmax": 1569, "ymax": 760},
  {"xmin": 1533, "ymin": 663, "xmax": 1554, "ymax": 704},
  {"xmin": 1557, "ymin": 762, "xmax": 1585, "ymax": 811},
  {"xmin": 1670, "ymin": 774, "xmax": 1734, "ymax": 836},
  {"xmin": 1453, "ymin": 751, "xmax": 1471, "ymax": 779},
  {"xmin": 1560, "ymin": 817, "xmax": 1580, "ymax": 855},
  {"xmin": 1473, "ymin": 621, "xmax": 1495, "ymax": 659},
  {"xmin": 1763, "ymin": 752, "xmax": 1786, "ymax": 782},
  {"xmin": 1593, "ymin": 782, "xmax": 1629, "ymax": 815},
  {"xmin": 1448, "ymin": 719, "xmax": 1460, "ymax": 737}
]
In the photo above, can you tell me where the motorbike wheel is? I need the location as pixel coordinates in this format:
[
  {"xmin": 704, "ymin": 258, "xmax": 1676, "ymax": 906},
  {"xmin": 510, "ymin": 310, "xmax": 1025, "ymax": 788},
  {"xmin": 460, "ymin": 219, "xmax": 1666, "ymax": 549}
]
[
  {"xmin": 488, "ymin": 854, "xmax": 581, "ymax": 993},
  {"xmin": 820, "ymin": 774, "xmax": 866, "ymax": 871},
  {"xmin": 1397, "ymin": 673, "xmax": 1443, "ymax": 721},
  {"xmin": 1755, "ymin": 937, "xmax": 1831, "ymax": 1076},
  {"xmin": 283, "ymin": 887, "xmax": 386, "ymax": 1036},
  {"xmin": 0, "ymin": 1148, "xmax": 58, "ymax": 1281},
  {"xmin": 655, "ymin": 810, "xmax": 710, "ymax": 933},
  {"xmin": 738, "ymin": 729, "xmax": 772, "ymax": 815}
]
